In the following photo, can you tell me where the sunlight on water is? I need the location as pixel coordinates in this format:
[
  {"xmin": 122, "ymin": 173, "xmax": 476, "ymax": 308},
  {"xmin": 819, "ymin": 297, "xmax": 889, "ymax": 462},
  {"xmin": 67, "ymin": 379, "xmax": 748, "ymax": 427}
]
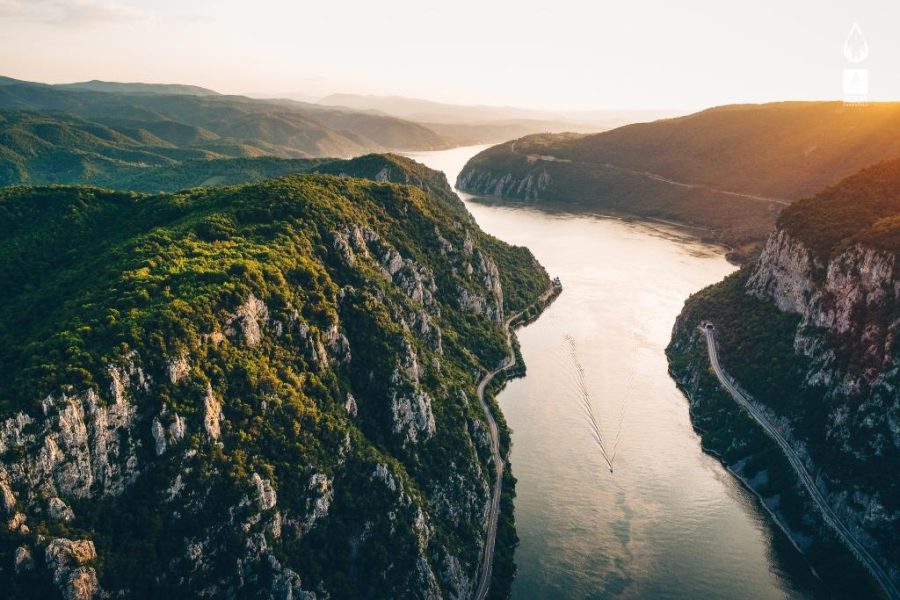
[{"xmin": 404, "ymin": 146, "xmax": 821, "ymax": 599}]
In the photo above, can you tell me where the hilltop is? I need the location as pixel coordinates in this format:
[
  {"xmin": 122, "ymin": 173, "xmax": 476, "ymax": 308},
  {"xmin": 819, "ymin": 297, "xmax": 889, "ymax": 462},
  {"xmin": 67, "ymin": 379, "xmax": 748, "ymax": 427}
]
[{"xmin": 0, "ymin": 156, "xmax": 550, "ymax": 598}]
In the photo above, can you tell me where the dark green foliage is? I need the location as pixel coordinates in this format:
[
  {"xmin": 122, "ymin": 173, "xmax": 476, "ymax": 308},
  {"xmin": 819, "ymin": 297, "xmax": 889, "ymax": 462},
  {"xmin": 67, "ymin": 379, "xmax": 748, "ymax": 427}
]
[
  {"xmin": 667, "ymin": 270, "xmax": 892, "ymax": 598},
  {"xmin": 114, "ymin": 156, "xmax": 335, "ymax": 193},
  {"xmin": 778, "ymin": 158, "xmax": 900, "ymax": 260},
  {"xmin": 674, "ymin": 270, "xmax": 809, "ymax": 412},
  {"xmin": 0, "ymin": 110, "xmax": 338, "ymax": 189},
  {"xmin": 0, "ymin": 162, "xmax": 549, "ymax": 597}
]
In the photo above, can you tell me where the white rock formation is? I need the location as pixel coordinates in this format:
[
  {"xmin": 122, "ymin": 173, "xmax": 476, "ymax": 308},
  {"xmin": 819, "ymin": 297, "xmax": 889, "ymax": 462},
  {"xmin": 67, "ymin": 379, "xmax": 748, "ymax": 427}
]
[
  {"xmin": 300, "ymin": 473, "xmax": 332, "ymax": 534},
  {"xmin": 14, "ymin": 545, "xmax": 33, "ymax": 574},
  {"xmin": 151, "ymin": 418, "xmax": 167, "ymax": 456},
  {"xmin": 389, "ymin": 367, "xmax": 436, "ymax": 445},
  {"xmin": 226, "ymin": 293, "xmax": 269, "ymax": 346},
  {"xmin": 457, "ymin": 165, "xmax": 552, "ymax": 201},
  {"xmin": 344, "ymin": 393, "xmax": 358, "ymax": 418},
  {"xmin": 0, "ymin": 480, "xmax": 16, "ymax": 516},
  {"xmin": 203, "ymin": 383, "xmax": 223, "ymax": 441},
  {"xmin": 251, "ymin": 473, "xmax": 277, "ymax": 511},
  {"xmin": 44, "ymin": 538, "xmax": 100, "ymax": 600},
  {"xmin": 748, "ymin": 231, "xmax": 898, "ymax": 398},
  {"xmin": 167, "ymin": 355, "xmax": 190, "ymax": 384},
  {"xmin": 48, "ymin": 497, "xmax": 75, "ymax": 522},
  {"xmin": 1, "ymin": 384, "xmax": 138, "ymax": 503}
]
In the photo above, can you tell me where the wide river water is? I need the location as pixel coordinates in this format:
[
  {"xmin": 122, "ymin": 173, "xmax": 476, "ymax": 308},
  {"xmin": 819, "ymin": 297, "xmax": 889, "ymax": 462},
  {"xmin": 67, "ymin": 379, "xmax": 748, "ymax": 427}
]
[{"xmin": 404, "ymin": 146, "xmax": 822, "ymax": 599}]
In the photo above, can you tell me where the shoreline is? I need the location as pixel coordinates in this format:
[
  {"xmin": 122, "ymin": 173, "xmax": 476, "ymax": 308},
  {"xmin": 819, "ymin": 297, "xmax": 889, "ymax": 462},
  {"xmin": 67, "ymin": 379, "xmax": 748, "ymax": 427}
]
[
  {"xmin": 474, "ymin": 281, "xmax": 563, "ymax": 599},
  {"xmin": 679, "ymin": 386, "xmax": 816, "ymax": 569},
  {"xmin": 459, "ymin": 193, "xmax": 749, "ymax": 266},
  {"xmin": 667, "ymin": 320, "xmax": 887, "ymax": 599}
]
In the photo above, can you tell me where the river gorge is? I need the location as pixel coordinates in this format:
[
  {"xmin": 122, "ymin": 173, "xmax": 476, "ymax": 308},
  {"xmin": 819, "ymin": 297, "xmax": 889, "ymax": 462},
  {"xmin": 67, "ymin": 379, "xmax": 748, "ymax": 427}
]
[{"xmin": 404, "ymin": 146, "xmax": 825, "ymax": 599}]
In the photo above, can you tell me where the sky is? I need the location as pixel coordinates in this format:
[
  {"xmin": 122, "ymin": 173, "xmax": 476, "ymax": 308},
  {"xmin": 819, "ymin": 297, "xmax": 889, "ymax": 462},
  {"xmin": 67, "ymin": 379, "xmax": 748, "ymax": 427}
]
[{"xmin": 1, "ymin": 0, "xmax": 898, "ymax": 111}]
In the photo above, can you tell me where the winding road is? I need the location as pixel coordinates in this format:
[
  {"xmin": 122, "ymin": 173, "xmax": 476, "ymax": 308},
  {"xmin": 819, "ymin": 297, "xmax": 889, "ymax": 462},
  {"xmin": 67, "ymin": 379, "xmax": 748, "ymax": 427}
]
[
  {"xmin": 473, "ymin": 284, "xmax": 559, "ymax": 600},
  {"xmin": 598, "ymin": 162, "xmax": 790, "ymax": 206},
  {"xmin": 508, "ymin": 138, "xmax": 789, "ymax": 206},
  {"xmin": 701, "ymin": 323, "xmax": 900, "ymax": 600}
]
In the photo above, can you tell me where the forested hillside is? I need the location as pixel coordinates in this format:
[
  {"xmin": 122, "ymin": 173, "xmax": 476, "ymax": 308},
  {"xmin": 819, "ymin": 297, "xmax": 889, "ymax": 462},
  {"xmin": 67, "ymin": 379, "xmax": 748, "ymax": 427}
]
[
  {"xmin": 668, "ymin": 159, "xmax": 900, "ymax": 596},
  {"xmin": 457, "ymin": 102, "xmax": 900, "ymax": 258},
  {"xmin": 0, "ymin": 156, "xmax": 550, "ymax": 598}
]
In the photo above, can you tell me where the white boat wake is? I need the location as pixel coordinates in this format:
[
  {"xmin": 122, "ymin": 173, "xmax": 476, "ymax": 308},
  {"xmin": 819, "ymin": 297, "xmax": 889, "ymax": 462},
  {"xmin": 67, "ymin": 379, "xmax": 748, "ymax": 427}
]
[{"xmin": 563, "ymin": 335, "xmax": 628, "ymax": 473}]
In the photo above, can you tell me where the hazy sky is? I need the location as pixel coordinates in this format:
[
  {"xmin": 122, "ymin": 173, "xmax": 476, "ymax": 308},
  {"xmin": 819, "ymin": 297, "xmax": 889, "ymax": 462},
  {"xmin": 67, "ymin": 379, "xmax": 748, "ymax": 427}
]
[{"xmin": 1, "ymin": 0, "xmax": 898, "ymax": 111}]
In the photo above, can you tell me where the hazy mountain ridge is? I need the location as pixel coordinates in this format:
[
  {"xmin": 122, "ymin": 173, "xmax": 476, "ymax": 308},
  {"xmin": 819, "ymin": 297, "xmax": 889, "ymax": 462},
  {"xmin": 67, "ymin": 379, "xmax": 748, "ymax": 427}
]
[
  {"xmin": 317, "ymin": 93, "xmax": 685, "ymax": 145},
  {"xmin": 0, "ymin": 77, "xmax": 451, "ymax": 159},
  {"xmin": 667, "ymin": 160, "xmax": 900, "ymax": 596},
  {"xmin": 0, "ymin": 155, "xmax": 550, "ymax": 598},
  {"xmin": 319, "ymin": 93, "xmax": 577, "ymax": 123},
  {"xmin": 56, "ymin": 80, "xmax": 221, "ymax": 97},
  {"xmin": 318, "ymin": 93, "xmax": 678, "ymax": 126}
]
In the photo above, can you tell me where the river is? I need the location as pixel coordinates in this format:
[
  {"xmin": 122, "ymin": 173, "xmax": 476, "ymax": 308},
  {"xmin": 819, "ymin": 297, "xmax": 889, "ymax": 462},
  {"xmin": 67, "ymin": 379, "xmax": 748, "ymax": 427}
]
[{"xmin": 403, "ymin": 146, "xmax": 823, "ymax": 599}]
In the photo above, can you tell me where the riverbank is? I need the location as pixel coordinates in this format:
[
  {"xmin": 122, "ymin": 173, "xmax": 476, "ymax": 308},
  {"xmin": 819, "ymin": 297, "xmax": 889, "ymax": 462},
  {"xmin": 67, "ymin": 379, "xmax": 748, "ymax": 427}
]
[
  {"xmin": 456, "ymin": 145, "xmax": 780, "ymax": 263},
  {"xmin": 463, "ymin": 195, "xmax": 751, "ymax": 265},
  {"xmin": 477, "ymin": 281, "xmax": 563, "ymax": 599},
  {"xmin": 667, "ymin": 287, "xmax": 884, "ymax": 599}
]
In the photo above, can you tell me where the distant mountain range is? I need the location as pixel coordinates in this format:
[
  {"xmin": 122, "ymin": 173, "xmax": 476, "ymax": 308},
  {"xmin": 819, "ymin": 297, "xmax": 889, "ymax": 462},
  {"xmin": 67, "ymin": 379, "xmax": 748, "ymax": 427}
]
[
  {"xmin": 0, "ymin": 76, "xmax": 671, "ymax": 168},
  {"xmin": 316, "ymin": 93, "xmax": 684, "ymax": 144},
  {"xmin": 457, "ymin": 101, "xmax": 900, "ymax": 259},
  {"xmin": 318, "ymin": 92, "xmax": 680, "ymax": 128},
  {"xmin": 0, "ymin": 76, "xmax": 451, "ymax": 160},
  {"xmin": 0, "ymin": 76, "xmax": 685, "ymax": 188},
  {"xmin": 52, "ymin": 79, "xmax": 221, "ymax": 97}
]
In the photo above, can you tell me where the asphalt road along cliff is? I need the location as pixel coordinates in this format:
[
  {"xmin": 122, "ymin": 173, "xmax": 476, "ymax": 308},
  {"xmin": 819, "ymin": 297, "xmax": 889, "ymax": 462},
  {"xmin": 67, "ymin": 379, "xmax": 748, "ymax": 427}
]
[
  {"xmin": 701, "ymin": 323, "xmax": 900, "ymax": 600},
  {"xmin": 473, "ymin": 284, "xmax": 559, "ymax": 600}
]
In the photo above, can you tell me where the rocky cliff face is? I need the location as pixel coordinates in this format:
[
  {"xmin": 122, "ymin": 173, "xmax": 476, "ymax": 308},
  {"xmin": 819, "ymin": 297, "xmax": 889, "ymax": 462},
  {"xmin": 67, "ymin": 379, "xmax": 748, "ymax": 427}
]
[
  {"xmin": 456, "ymin": 166, "xmax": 552, "ymax": 202},
  {"xmin": 0, "ymin": 157, "xmax": 550, "ymax": 599},
  {"xmin": 746, "ymin": 230, "xmax": 900, "ymax": 566},
  {"xmin": 668, "ymin": 161, "xmax": 900, "ymax": 593},
  {"xmin": 748, "ymin": 230, "xmax": 899, "ymax": 413}
]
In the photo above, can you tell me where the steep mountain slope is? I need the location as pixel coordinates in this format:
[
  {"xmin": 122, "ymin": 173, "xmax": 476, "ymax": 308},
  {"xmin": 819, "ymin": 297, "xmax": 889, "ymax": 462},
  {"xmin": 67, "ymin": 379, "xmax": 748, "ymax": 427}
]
[
  {"xmin": 457, "ymin": 102, "xmax": 900, "ymax": 258},
  {"xmin": 0, "ymin": 157, "xmax": 550, "ymax": 598},
  {"xmin": 668, "ymin": 160, "xmax": 900, "ymax": 596},
  {"xmin": 0, "ymin": 77, "xmax": 449, "ymax": 158}
]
